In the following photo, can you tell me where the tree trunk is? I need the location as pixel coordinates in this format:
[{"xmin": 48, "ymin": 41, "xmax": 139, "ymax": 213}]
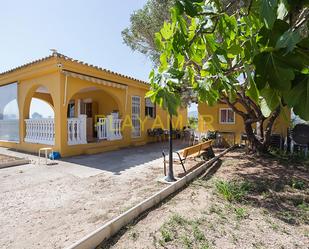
[
  {"xmin": 244, "ymin": 121, "xmax": 265, "ymax": 152},
  {"xmin": 244, "ymin": 106, "xmax": 281, "ymax": 154},
  {"xmin": 262, "ymin": 106, "xmax": 281, "ymax": 150}
]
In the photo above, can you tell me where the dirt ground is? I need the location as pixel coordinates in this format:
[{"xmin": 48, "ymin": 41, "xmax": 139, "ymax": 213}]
[
  {"xmin": 103, "ymin": 149, "xmax": 309, "ymax": 249},
  {"xmin": 0, "ymin": 141, "xmax": 193, "ymax": 249}
]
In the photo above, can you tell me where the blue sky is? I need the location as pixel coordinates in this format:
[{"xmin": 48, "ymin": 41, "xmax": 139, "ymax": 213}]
[
  {"xmin": 0, "ymin": 0, "xmax": 152, "ymax": 81},
  {"xmin": 0, "ymin": 0, "xmax": 195, "ymax": 116}
]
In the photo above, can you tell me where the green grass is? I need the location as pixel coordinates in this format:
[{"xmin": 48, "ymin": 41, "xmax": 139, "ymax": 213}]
[
  {"xmin": 291, "ymin": 178, "xmax": 306, "ymax": 190},
  {"xmin": 215, "ymin": 179, "xmax": 251, "ymax": 202},
  {"xmin": 200, "ymin": 241, "xmax": 212, "ymax": 249},
  {"xmin": 297, "ymin": 202, "xmax": 309, "ymax": 212},
  {"xmin": 192, "ymin": 224, "xmax": 206, "ymax": 242},
  {"xmin": 234, "ymin": 207, "xmax": 248, "ymax": 219},
  {"xmin": 160, "ymin": 227, "xmax": 173, "ymax": 243},
  {"xmin": 155, "ymin": 213, "xmax": 213, "ymax": 248},
  {"xmin": 168, "ymin": 213, "xmax": 188, "ymax": 226},
  {"xmin": 181, "ymin": 235, "xmax": 193, "ymax": 249}
]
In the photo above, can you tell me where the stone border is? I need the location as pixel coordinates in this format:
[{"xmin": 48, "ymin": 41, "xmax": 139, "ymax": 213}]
[
  {"xmin": 0, "ymin": 159, "xmax": 31, "ymax": 169},
  {"xmin": 66, "ymin": 146, "xmax": 235, "ymax": 249}
]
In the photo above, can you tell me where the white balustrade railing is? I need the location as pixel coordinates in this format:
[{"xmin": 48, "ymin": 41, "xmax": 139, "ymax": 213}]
[
  {"xmin": 97, "ymin": 115, "xmax": 122, "ymax": 141},
  {"xmin": 0, "ymin": 119, "xmax": 19, "ymax": 142},
  {"xmin": 97, "ymin": 118, "xmax": 108, "ymax": 139},
  {"xmin": 25, "ymin": 118, "xmax": 55, "ymax": 145},
  {"xmin": 67, "ymin": 115, "xmax": 87, "ymax": 145}
]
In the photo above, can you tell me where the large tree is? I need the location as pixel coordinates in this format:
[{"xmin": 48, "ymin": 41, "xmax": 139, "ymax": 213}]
[
  {"xmin": 122, "ymin": 0, "xmax": 174, "ymax": 64},
  {"xmin": 146, "ymin": 0, "xmax": 309, "ymax": 153}
]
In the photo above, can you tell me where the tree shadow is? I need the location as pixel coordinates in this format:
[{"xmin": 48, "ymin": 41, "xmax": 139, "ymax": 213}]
[{"xmin": 227, "ymin": 153, "xmax": 308, "ymax": 225}]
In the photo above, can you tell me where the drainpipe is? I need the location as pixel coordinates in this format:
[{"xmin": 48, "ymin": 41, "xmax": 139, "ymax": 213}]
[
  {"xmin": 63, "ymin": 75, "xmax": 68, "ymax": 106},
  {"xmin": 125, "ymin": 86, "xmax": 128, "ymax": 111}
]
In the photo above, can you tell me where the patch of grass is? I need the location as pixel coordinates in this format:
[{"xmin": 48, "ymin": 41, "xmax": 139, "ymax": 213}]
[
  {"xmin": 270, "ymin": 148, "xmax": 309, "ymax": 167},
  {"xmin": 181, "ymin": 235, "xmax": 193, "ymax": 249},
  {"xmin": 208, "ymin": 204, "xmax": 226, "ymax": 220},
  {"xmin": 270, "ymin": 222, "xmax": 280, "ymax": 231},
  {"xmin": 278, "ymin": 211, "xmax": 297, "ymax": 224},
  {"xmin": 234, "ymin": 206, "xmax": 248, "ymax": 220},
  {"xmin": 192, "ymin": 224, "xmax": 205, "ymax": 242},
  {"xmin": 297, "ymin": 202, "xmax": 309, "ymax": 223},
  {"xmin": 200, "ymin": 241, "xmax": 212, "ymax": 249},
  {"xmin": 215, "ymin": 179, "xmax": 251, "ymax": 202},
  {"xmin": 160, "ymin": 227, "xmax": 173, "ymax": 243},
  {"xmin": 155, "ymin": 213, "xmax": 212, "ymax": 248},
  {"xmin": 168, "ymin": 213, "xmax": 188, "ymax": 226},
  {"xmin": 291, "ymin": 178, "xmax": 306, "ymax": 190},
  {"xmin": 297, "ymin": 202, "xmax": 309, "ymax": 212},
  {"xmin": 265, "ymin": 217, "xmax": 280, "ymax": 231}
]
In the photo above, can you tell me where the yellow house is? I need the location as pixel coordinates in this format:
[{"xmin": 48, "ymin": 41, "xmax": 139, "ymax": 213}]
[
  {"xmin": 198, "ymin": 102, "xmax": 290, "ymax": 145},
  {"xmin": 0, "ymin": 52, "xmax": 187, "ymax": 157}
]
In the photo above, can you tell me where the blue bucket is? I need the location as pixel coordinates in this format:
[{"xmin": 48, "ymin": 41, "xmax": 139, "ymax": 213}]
[{"xmin": 49, "ymin": 152, "xmax": 61, "ymax": 160}]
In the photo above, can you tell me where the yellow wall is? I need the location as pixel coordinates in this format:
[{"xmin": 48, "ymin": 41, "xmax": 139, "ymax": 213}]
[
  {"xmin": 198, "ymin": 102, "xmax": 290, "ymax": 144},
  {"xmin": 0, "ymin": 56, "xmax": 188, "ymax": 157}
]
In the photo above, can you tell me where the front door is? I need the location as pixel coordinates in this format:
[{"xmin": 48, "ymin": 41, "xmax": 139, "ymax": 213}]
[{"xmin": 79, "ymin": 99, "xmax": 94, "ymax": 142}]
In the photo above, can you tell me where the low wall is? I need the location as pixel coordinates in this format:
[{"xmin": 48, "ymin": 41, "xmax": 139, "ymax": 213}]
[{"xmin": 66, "ymin": 146, "xmax": 235, "ymax": 249}]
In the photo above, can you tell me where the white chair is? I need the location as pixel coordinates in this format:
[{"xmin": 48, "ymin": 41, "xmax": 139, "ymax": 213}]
[{"xmin": 38, "ymin": 147, "xmax": 53, "ymax": 165}]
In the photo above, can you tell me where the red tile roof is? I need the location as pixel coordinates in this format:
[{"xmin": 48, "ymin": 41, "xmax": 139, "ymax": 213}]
[{"xmin": 0, "ymin": 52, "xmax": 149, "ymax": 85}]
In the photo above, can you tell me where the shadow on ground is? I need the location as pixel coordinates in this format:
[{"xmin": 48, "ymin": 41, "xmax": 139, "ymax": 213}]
[
  {"xmin": 62, "ymin": 140, "xmax": 189, "ymax": 175},
  {"xmin": 213, "ymin": 150, "xmax": 309, "ymax": 225}
]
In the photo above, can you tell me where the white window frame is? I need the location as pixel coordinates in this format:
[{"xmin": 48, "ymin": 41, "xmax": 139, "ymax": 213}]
[
  {"xmin": 131, "ymin": 96, "xmax": 141, "ymax": 138},
  {"xmin": 219, "ymin": 108, "xmax": 235, "ymax": 124},
  {"xmin": 145, "ymin": 98, "xmax": 156, "ymax": 119}
]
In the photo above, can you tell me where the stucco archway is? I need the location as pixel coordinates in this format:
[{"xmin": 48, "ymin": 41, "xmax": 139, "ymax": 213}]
[
  {"xmin": 67, "ymin": 86, "xmax": 123, "ymax": 143},
  {"xmin": 23, "ymin": 85, "xmax": 55, "ymax": 120},
  {"xmin": 22, "ymin": 85, "xmax": 56, "ymax": 145}
]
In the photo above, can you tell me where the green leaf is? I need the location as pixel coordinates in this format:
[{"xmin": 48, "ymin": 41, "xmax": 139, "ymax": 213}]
[
  {"xmin": 181, "ymin": 0, "xmax": 201, "ymax": 17},
  {"xmin": 282, "ymin": 77, "xmax": 305, "ymax": 107},
  {"xmin": 245, "ymin": 65, "xmax": 260, "ymax": 103},
  {"xmin": 154, "ymin": 33, "xmax": 164, "ymax": 51},
  {"xmin": 254, "ymin": 51, "xmax": 294, "ymax": 91},
  {"xmin": 301, "ymin": 68, "xmax": 309, "ymax": 74},
  {"xmin": 276, "ymin": 29, "xmax": 301, "ymax": 52},
  {"xmin": 277, "ymin": 0, "xmax": 289, "ymax": 20},
  {"xmin": 228, "ymin": 44, "xmax": 242, "ymax": 56},
  {"xmin": 159, "ymin": 53, "xmax": 168, "ymax": 72},
  {"xmin": 260, "ymin": 88, "xmax": 280, "ymax": 117},
  {"xmin": 260, "ymin": 0, "xmax": 278, "ymax": 29},
  {"xmin": 287, "ymin": 75, "xmax": 309, "ymax": 120},
  {"xmin": 228, "ymin": 90, "xmax": 237, "ymax": 103},
  {"xmin": 161, "ymin": 22, "xmax": 174, "ymax": 40},
  {"xmin": 260, "ymin": 99, "xmax": 272, "ymax": 117}
]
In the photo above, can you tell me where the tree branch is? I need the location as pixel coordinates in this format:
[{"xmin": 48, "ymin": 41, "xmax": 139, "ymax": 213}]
[{"xmin": 263, "ymin": 106, "xmax": 281, "ymax": 146}]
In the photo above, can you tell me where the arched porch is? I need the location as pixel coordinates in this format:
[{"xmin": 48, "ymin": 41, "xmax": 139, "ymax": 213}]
[
  {"xmin": 23, "ymin": 86, "xmax": 56, "ymax": 145},
  {"xmin": 66, "ymin": 86, "xmax": 123, "ymax": 145}
]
